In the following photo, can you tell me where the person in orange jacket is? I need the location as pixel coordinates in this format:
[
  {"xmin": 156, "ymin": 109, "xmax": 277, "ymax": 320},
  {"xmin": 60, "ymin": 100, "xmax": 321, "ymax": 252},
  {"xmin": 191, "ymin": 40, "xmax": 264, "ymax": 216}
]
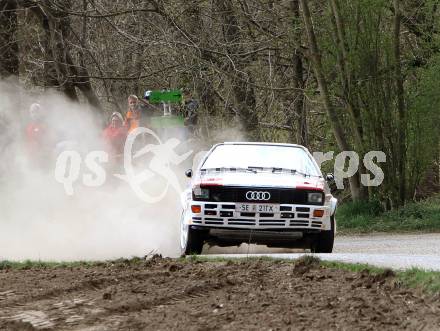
[{"xmin": 125, "ymin": 95, "xmax": 141, "ymax": 133}]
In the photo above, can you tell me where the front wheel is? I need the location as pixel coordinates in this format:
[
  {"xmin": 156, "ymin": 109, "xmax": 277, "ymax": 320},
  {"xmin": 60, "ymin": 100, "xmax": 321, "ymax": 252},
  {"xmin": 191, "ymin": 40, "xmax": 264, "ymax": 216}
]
[
  {"xmin": 180, "ymin": 211, "xmax": 205, "ymax": 256},
  {"xmin": 311, "ymin": 216, "xmax": 335, "ymax": 253}
]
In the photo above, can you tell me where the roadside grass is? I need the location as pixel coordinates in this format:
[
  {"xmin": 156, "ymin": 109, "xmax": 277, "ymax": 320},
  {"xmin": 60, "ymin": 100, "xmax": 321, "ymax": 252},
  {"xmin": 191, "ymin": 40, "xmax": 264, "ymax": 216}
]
[
  {"xmin": 0, "ymin": 260, "xmax": 97, "ymax": 270},
  {"xmin": 337, "ymin": 194, "xmax": 440, "ymax": 233},
  {"xmin": 398, "ymin": 268, "xmax": 440, "ymax": 293},
  {"xmin": 322, "ymin": 260, "xmax": 440, "ymax": 294},
  {"xmin": 0, "ymin": 256, "xmax": 147, "ymax": 270}
]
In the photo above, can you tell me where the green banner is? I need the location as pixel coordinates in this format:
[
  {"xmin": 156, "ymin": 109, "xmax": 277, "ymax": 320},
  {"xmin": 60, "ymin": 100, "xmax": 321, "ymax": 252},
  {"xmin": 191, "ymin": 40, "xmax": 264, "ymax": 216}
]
[
  {"xmin": 149, "ymin": 90, "xmax": 182, "ymax": 104},
  {"xmin": 149, "ymin": 115, "xmax": 185, "ymax": 128}
]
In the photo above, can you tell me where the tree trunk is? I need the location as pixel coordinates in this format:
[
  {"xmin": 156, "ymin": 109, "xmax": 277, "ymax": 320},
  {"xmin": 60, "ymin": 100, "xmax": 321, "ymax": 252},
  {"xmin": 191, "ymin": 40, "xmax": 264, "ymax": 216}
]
[
  {"xmin": 329, "ymin": 0, "xmax": 364, "ymax": 149},
  {"xmin": 37, "ymin": 2, "xmax": 78, "ymax": 100},
  {"xmin": 186, "ymin": 4, "xmax": 217, "ymax": 116},
  {"xmin": 66, "ymin": 53, "xmax": 102, "ymax": 109},
  {"xmin": 40, "ymin": 14, "xmax": 61, "ymax": 88},
  {"xmin": 31, "ymin": 2, "xmax": 101, "ymax": 109},
  {"xmin": 291, "ymin": 0, "xmax": 308, "ymax": 147},
  {"xmin": 215, "ymin": 0, "xmax": 259, "ymax": 140},
  {"xmin": 49, "ymin": 5, "xmax": 78, "ymax": 100},
  {"xmin": 394, "ymin": 0, "xmax": 406, "ymax": 205},
  {"xmin": 0, "ymin": 0, "xmax": 19, "ymax": 77},
  {"xmin": 300, "ymin": 0, "xmax": 363, "ymax": 200}
]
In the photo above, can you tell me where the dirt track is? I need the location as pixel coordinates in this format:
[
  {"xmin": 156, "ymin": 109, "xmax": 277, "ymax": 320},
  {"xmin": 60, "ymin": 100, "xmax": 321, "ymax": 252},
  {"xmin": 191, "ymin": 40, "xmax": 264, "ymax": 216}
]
[{"xmin": 0, "ymin": 257, "xmax": 439, "ymax": 330}]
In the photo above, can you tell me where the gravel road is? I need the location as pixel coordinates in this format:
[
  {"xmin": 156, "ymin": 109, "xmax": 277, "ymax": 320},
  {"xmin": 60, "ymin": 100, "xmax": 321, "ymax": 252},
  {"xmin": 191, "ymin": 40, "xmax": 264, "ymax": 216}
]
[
  {"xmin": 204, "ymin": 233, "xmax": 440, "ymax": 271},
  {"xmin": 334, "ymin": 233, "xmax": 440, "ymax": 255}
]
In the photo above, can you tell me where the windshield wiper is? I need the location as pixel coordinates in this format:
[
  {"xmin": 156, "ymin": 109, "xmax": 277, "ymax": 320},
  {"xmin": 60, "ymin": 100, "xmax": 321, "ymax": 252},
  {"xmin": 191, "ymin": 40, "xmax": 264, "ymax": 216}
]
[
  {"xmin": 247, "ymin": 166, "xmax": 264, "ymax": 172},
  {"xmin": 201, "ymin": 167, "xmax": 257, "ymax": 174},
  {"xmin": 270, "ymin": 167, "xmax": 320, "ymax": 178}
]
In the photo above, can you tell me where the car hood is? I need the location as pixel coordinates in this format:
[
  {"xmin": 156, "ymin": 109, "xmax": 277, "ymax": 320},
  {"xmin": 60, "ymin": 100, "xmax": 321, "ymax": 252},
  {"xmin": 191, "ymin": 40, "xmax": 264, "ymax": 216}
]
[{"xmin": 194, "ymin": 171, "xmax": 325, "ymax": 190}]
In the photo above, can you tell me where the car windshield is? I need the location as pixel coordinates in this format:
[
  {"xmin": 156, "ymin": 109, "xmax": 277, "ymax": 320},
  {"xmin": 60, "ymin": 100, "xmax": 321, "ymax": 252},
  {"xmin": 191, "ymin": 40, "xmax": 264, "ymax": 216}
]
[{"xmin": 201, "ymin": 144, "xmax": 320, "ymax": 177}]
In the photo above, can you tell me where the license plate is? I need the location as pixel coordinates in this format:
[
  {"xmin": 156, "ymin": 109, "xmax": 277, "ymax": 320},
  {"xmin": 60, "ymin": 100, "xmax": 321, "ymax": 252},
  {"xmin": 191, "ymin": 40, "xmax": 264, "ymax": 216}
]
[{"xmin": 235, "ymin": 203, "xmax": 279, "ymax": 213}]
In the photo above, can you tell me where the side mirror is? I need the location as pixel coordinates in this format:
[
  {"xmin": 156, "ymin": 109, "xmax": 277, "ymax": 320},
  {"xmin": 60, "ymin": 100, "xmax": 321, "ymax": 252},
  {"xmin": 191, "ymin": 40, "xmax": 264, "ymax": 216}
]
[
  {"xmin": 185, "ymin": 169, "xmax": 193, "ymax": 178},
  {"xmin": 326, "ymin": 173, "xmax": 334, "ymax": 182}
]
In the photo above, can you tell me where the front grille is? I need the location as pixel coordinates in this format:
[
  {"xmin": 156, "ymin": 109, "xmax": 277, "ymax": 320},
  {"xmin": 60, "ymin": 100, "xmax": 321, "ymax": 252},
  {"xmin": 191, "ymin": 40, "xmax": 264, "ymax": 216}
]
[
  {"xmin": 205, "ymin": 218, "xmax": 223, "ymax": 225},
  {"xmin": 193, "ymin": 186, "xmax": 324, "ymax": 205},
  {"xmin": 290, "ymin": 220, "xmax": 310, "ymax": 227},
  {"xmin": 228, "ymin": 219, "xmax": 256, "ymax": 226},
  {"xmin": 259, "ymin": 219, "xmax": 286, "ymax": 226},
  {"xmin": 311, "ymin": 221, "xmax": 322, "ymax": 228},
  {"xmin": 190, "ymin": 201, "xmax": 327, "ymax": 230}
]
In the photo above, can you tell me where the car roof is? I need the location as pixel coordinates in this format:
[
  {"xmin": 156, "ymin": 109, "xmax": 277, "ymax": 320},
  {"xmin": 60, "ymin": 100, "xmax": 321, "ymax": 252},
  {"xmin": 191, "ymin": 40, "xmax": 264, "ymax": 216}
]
[{"xmin": 217, "ymin": 142, "xmax": 308, "ymax": 150}]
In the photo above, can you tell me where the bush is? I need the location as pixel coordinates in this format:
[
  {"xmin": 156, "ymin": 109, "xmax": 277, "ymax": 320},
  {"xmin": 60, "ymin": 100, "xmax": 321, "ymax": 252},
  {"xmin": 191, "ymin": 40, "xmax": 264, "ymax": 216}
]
[
  {"xmin": 337, "ymin": 195, "xmax": 440, "ymax": 233},
  {"xmin": 337, "ymin": 199, "xmax": 383, "ymax": 220}
]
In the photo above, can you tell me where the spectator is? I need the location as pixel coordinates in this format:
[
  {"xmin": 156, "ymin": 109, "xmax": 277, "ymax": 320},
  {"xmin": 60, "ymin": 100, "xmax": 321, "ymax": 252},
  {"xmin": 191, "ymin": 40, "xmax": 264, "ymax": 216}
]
[
  {"xmin": 25, "ymin": 103, "xmax": 51, "ymax": 164},
  {"xmin": 125, "ymin": 95, "xmax": 141, "ymax": 133},
  {"xmin": 183, "ymin": 90, "xmax": 199, "ymax": 134},
  {"xmin": 102, "ymin": 112, "xmax": 127, "ymax": 158}
]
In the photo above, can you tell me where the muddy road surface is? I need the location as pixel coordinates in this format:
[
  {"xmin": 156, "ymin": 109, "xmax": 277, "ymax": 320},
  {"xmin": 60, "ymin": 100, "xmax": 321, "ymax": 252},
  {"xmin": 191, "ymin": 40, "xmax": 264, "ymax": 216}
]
[{"xmin": 1, "ymin": 257, "xmax": 439, "ymax": 330}]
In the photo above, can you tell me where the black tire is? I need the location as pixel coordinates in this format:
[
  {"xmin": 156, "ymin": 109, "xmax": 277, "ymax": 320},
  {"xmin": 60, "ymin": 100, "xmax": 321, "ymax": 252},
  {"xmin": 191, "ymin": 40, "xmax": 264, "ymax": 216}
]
[
  {"xmin": 183, "ymin": 227, "xmax": 205, "ymax": 255},
  {"xmin": 311, "ymin": 216, "xmax": 335, "ymax": 253}
]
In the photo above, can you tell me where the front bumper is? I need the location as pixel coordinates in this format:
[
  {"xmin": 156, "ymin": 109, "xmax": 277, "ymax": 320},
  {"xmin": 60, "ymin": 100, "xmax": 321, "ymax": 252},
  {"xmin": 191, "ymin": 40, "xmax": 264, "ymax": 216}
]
[{"xmin": 187, "ymin": 201, "xmax": 332, "ymax": 231}]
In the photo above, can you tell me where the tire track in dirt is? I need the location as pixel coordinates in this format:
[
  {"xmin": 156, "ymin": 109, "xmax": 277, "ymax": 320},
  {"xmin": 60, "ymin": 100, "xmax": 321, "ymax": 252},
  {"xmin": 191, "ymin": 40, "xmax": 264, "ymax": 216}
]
[
  {"xmin": 0, "ymin": 268, "xmax": 173, "ymax": 309},
  {"xmin": 1, "ymin": 257, "xmax": 440, "ymax": 330},
  {"xmin": 0, "ymin": 259, "xmax": 240, "ymax": 329}
]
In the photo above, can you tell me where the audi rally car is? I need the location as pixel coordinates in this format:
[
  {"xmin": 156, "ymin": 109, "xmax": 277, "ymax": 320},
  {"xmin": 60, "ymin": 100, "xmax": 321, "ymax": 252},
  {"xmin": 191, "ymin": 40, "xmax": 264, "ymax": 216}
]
[{"xmin": 180, "ymin": 142, "xmax": 337, "ymax": 255}]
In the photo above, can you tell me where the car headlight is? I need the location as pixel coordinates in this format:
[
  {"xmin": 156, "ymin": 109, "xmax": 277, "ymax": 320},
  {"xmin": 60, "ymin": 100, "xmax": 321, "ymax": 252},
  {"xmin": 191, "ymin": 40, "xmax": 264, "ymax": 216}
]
[
  {"xmin": 308, "ymin": 192, "xmax": 323, "ymax": 204},
  {"xmin": 193, "ymin": 187, "xmax": 209, "ymax": 199}
]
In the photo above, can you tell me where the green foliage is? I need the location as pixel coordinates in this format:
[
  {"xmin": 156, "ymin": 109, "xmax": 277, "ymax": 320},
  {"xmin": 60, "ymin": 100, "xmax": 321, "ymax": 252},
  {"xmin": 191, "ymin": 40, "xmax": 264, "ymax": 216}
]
[
  {"xmin": 314, "ymin": 0, "xmax": 440, "ymax": 203},
  {"xmin": 406, "ymin": 54, "xmax": 440, "ymax": 192},
  {"xmin": 338, "ymin": 194, "xmax": 440, "ymax": 233},
  {"xmin": 338, "ymin": 199, "xmax": 384, "ymax": 218}
]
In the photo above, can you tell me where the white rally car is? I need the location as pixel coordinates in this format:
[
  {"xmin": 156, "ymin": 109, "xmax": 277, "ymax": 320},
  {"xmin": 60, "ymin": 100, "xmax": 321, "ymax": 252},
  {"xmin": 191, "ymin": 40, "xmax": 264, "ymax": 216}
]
[{"xmin": 180, "ymin": 142, "xmax": 337, "ymax": 255}]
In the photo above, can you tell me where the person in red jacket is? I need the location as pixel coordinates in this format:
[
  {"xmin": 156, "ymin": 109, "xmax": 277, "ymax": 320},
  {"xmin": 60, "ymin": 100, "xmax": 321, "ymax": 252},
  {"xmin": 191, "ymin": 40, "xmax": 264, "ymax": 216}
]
[
  {"xmin": 26, "ymin": 103, "xmax": 50, "ymax": 166},
  {"xmin": 102, "ymin": 112, "xmax": 128, "ymax": 164}
]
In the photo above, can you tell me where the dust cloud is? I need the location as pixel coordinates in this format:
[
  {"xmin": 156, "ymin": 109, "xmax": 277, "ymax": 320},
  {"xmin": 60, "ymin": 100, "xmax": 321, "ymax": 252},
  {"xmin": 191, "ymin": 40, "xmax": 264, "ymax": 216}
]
[{"xmin": 0, "ymin": 81, "xmax": 187, "ymax": 261}]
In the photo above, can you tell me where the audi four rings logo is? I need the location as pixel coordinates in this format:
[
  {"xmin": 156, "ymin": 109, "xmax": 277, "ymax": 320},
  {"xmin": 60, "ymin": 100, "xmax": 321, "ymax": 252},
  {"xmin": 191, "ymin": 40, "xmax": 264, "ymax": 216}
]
[{"xmin": 246, "ymin": 191, "xmax": 271, "ymax": 200}]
